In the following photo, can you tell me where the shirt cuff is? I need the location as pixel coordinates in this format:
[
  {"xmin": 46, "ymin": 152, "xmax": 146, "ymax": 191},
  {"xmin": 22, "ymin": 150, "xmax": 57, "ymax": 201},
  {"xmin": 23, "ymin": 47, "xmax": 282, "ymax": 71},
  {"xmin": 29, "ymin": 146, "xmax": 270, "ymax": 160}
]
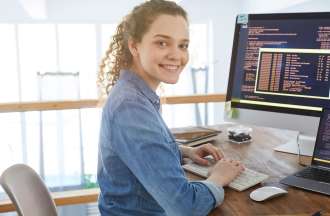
[{"xmin": 200, "ymin": 180, "xmax": 225, "ymax": 207}]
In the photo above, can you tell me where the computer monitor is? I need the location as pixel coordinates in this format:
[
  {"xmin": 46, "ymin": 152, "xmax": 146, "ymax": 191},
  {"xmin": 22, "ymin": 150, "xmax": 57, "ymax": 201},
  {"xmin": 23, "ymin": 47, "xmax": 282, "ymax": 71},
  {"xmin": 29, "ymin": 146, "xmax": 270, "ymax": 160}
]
[{"xmin": 226, "ymin": 12, "xmax": 330, "ymax": 156}]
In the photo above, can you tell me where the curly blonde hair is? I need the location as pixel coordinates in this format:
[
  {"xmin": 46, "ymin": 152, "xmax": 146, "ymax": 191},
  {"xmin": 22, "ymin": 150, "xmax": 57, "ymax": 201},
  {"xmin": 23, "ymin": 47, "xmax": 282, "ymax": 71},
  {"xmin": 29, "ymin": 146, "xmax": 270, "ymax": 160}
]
[{"xmin": 97, "ymin": 0, "xmax": 188, "ymax": 95}]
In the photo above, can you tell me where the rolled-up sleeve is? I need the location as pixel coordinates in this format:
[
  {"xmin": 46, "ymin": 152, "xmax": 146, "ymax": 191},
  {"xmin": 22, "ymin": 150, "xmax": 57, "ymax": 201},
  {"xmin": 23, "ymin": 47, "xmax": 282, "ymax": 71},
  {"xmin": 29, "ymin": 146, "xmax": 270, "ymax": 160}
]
[
  {"xmin": 110, "ymin": 98, "xmax": 223, "ymax": 216},
  {"xmin": 199, "ymin": 180, "xmax": 225, "ymax": 206}
]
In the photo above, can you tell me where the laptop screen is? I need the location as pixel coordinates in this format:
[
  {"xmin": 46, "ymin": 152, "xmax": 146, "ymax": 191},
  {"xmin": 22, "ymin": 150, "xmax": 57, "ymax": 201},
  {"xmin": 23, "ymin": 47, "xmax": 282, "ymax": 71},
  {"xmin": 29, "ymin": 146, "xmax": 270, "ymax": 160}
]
[{"xmin": 312, "ymin": 108, "xmax": 330, "ymax": 167}]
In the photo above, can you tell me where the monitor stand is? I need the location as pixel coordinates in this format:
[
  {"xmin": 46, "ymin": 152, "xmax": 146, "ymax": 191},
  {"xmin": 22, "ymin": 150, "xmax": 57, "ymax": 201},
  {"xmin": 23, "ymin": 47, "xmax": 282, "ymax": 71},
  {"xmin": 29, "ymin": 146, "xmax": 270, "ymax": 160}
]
[{"xmin": 274, "ymin": 134, "xmax": 316, "ymax": 156}]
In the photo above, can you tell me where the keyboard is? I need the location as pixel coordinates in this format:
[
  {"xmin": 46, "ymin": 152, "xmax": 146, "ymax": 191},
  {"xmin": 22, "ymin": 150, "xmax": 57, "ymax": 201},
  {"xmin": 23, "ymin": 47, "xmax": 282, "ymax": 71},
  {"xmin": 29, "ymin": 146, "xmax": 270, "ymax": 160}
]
[
  {"xmin": 182, "ymin": 157, "xmax": 269, "ymax": 191},
  {"xmin": 295, "ymin": 167, "xmax": 330, "ymax": 184}
]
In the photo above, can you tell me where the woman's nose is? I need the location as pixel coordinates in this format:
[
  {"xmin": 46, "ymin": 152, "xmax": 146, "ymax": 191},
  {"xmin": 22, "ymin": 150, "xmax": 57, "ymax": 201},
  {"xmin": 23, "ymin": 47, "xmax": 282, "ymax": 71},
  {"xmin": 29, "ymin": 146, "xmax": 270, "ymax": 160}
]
[{"xmin": 167, "ymin": 46, "xmax": 182, "ymax": 61}]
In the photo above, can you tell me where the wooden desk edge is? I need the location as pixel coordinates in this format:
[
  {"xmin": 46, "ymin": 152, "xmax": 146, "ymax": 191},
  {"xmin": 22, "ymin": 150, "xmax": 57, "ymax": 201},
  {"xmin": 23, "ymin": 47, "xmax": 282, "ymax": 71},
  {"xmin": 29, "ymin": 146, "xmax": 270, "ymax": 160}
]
[{"xmin": 0, "ymin": 188, "xmax": 100, "ymax": 213}]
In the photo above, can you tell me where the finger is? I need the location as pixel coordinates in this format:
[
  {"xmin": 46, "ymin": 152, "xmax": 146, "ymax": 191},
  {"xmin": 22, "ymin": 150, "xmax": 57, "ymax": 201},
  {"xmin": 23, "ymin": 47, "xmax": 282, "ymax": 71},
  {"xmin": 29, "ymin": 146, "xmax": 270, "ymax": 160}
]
[
  {"xmin": 220, "ymin": 158, "xmax": 227, "ymax": 162},
  {"xmin": 235, "ymin": 161, "xmax": 243, "ymax": 167},
  {"xmin": 233, "ymin": 160, "xmax": 240, "ymax": 165},
  {"xmin": 197, "ymin": 144, "xmax": 214, "ymax": 157},
  {"xmin": 208, "ymin": 144, "xmax": 222, "ymax": 160},
  {"xmin": 195, "ymin": 157, "xmax": 210, "ymax": 166},
  {"xmin": 205, "ymin": 144, "xmax": 221, "ymax": 161},
  {"xmin": 230, "ymin": 160, "xmax": 241, "ymax": 167},
  {"xmin": 238, "ymin": 165, "xmax": 245, "ymax": 172},
  {"xmin": 217, "ymin": 148, "xmax": 225, "ymax": 159},
  {"xmin": 235, "ymin": 162, "xmax": 245, "ymax": 171}
]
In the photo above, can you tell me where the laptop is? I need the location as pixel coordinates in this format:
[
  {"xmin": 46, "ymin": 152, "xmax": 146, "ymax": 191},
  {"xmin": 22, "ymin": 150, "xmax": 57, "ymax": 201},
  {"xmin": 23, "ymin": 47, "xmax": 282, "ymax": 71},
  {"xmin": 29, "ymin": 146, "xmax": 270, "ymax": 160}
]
[{"xmin": 280, "ymin": 108, "xmax": 330, "ymax": 195}]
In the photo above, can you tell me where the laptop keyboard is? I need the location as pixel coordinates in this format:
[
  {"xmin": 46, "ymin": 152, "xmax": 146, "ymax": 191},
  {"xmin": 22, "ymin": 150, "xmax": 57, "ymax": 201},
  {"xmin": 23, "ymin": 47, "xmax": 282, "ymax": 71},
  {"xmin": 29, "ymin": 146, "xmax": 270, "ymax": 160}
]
[{"xmin": 295, "ymin": 167, "xmax": 330, "ymax": 184}]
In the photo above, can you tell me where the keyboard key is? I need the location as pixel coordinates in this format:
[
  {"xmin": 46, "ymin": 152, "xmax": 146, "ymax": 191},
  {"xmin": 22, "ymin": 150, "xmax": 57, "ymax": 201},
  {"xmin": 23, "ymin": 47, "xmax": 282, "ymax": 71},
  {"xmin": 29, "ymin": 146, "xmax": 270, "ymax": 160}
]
[
  {"xmin": 295, "ymin": 167, "xmax": 330, "ymax": 184},
  {"xmin": 229, "ymin": 168, "xmax": 268, "ymax": 191}
]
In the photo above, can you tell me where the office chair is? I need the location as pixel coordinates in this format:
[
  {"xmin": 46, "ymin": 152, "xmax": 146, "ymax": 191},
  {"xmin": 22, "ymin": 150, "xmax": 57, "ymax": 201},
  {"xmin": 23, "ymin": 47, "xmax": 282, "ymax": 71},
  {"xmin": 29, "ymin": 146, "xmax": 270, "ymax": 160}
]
[{"xmin": 0, "ymin": 164, "xmax": 58, "ymax": 216}]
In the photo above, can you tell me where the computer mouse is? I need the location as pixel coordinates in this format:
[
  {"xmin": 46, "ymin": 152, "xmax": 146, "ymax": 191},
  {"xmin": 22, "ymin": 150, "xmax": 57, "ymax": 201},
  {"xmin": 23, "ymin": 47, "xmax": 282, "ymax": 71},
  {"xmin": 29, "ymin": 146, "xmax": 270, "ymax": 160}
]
[{"xmin": 249, "ymin": 186, "xmax": 288, "ymax": 202}]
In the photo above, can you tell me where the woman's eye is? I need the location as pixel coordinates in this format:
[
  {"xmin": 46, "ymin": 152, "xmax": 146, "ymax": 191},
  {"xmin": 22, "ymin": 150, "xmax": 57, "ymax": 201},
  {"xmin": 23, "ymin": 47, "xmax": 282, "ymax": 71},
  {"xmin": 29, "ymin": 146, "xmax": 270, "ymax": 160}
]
[
  {"xmin": 158, "ymin": 41, "xmax": 167, "ymax": 47},
  {"xmin": 179, "ymin": 43, "xmax": 189, "ymax": 50}
]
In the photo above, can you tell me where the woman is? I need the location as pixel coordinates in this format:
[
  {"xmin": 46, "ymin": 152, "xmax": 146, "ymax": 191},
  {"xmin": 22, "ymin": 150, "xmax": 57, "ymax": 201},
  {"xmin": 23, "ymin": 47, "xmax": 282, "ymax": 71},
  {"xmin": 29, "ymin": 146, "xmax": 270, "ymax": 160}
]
[{"xmin": 97, "ymin": 0, "xmax": 244, "ymax": 215}]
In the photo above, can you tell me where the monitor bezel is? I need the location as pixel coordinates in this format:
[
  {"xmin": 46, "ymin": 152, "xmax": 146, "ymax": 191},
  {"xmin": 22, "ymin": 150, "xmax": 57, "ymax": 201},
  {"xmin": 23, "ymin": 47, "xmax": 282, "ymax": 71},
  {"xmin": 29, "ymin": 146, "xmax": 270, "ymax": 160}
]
[{"xmin": 226, "ymin": 12, "xmax": 330, "ymax": 118}]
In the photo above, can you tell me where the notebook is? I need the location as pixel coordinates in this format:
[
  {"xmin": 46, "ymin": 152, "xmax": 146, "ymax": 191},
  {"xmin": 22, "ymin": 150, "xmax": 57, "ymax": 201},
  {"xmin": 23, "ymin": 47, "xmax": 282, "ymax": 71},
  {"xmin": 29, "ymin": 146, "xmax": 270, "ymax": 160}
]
[
  {"xmin": 280, "ymin": 108, "xmax": 330, "ymax": 195},
  {"xmin": 171, "ymin": 126, "xmax": 221, "ymax": 147}
]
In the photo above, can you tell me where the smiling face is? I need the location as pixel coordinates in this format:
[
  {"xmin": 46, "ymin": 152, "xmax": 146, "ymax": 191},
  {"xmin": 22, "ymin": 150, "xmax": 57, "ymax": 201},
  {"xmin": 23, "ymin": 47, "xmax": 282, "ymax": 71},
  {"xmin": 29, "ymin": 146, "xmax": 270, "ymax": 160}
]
[{"xmin": 129, "ymin": 14, "xmax": 189, "ymax": 90}]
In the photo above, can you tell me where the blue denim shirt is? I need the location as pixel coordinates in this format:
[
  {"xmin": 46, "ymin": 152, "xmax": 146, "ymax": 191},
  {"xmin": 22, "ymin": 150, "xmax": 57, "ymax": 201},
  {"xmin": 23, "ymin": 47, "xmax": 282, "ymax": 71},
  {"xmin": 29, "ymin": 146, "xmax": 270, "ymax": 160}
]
[{"xmin": 97, "ymin": 70, "xmax": 224, "ymax": 216}]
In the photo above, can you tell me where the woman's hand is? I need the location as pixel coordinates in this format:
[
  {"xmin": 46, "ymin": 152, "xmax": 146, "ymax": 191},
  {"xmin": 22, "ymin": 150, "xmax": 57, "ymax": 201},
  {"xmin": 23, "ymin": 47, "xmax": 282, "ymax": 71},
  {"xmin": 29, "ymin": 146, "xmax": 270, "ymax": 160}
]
[
  {"xmin": 180, "ymin": 143, "xmax": 224, "ymax": 166},
  {"xmin": 207, "ymin": 159, "xmax": 245, "ymax": 187}
]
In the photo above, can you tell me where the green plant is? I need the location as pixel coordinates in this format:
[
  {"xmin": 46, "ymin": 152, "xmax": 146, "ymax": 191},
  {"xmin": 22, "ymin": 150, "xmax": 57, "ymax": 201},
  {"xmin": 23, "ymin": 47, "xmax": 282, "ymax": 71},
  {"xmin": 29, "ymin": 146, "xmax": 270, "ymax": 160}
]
[
  {"xmin": 83, "ymin": 174, "xmax": 99, "ymax": 189},
  {"xmin": 225, "ymin": 101, "xmax": 239, "ymax": 119}
]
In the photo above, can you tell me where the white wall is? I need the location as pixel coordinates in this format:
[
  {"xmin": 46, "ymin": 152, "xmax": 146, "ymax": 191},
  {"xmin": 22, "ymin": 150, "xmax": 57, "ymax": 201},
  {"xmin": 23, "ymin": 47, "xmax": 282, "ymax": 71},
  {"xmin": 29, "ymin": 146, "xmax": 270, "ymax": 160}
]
[
  {"xmin": 0, "ymin": 0, "xmax": 143, "ymax": 22},
  {"xmin": 0, "ymin": 0, "xmax": 30, "ymax": 20},
  {"xmin": 240, "ymin": 0, "xmax": 310, "ymax": 13},
  {"xmin": 281, "ymin": 0, "xmax": 330, "ymax": 12},
  {"xmin": 46, "ymin": 0, "xmax": 142, "ymax": 22},
  {"xmin": 242, "ymin": 0, "xmax": 330, "ymax": 13}
]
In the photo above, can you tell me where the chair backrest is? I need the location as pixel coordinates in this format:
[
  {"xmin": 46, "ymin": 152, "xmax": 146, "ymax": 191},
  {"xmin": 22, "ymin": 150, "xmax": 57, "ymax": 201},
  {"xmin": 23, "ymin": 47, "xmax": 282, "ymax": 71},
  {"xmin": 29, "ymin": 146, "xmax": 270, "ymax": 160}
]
[{"xmin": 0, "ymin": 164, "xmax": 57, "ymax": 216}]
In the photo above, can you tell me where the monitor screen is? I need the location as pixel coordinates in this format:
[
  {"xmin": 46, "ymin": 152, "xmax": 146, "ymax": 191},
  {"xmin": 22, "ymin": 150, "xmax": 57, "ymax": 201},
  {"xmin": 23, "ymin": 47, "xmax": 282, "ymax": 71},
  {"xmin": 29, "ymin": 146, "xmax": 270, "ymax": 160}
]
[{"xmin": 226, "ymin": 12, "xmax": 330, "ymax": 117}]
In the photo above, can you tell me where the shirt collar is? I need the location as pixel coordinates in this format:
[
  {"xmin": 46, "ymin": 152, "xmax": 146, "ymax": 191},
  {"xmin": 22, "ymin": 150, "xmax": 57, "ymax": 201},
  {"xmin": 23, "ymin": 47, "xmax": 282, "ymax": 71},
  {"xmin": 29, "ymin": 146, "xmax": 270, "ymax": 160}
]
[{"xmin": 119, "ymin": 70, "xmax": 161, "ymax": 110}]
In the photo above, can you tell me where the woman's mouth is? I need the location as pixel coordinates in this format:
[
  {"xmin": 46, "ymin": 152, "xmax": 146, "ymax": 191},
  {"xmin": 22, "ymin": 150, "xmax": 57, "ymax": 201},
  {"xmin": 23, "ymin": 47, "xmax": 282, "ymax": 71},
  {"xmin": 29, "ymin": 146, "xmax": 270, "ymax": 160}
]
[{"xmin": 160, "ymin": 64, "xmax": 180, "ymax": 72}]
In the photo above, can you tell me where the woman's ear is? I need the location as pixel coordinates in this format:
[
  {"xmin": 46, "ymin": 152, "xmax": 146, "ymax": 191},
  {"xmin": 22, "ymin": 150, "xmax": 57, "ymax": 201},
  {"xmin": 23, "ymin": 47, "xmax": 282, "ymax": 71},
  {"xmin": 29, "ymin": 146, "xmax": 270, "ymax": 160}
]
[{"xmin": 128, "ymin": 38, "xmax": 139, "ymax": 57}]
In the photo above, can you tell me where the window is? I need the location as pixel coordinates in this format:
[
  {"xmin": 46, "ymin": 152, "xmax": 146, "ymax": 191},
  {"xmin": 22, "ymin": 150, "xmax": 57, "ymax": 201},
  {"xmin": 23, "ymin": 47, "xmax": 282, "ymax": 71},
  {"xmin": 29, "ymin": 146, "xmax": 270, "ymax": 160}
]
[
  {"xmin": 0, "ymin": 23, "xmax": 212, "ymax": 190},
  {"xmin": 0, "ymin": 24, "xmax": 19, "ymax": 102}
]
